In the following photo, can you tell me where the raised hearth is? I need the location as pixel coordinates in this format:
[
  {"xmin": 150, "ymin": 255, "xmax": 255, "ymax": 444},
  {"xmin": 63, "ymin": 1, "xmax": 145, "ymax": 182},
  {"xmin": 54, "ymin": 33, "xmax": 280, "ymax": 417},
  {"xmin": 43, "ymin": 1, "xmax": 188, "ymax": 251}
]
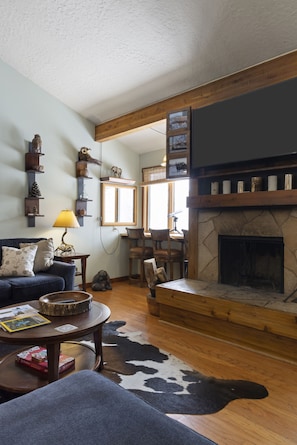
[{"xmin": 156, "ymin": 278, "xmax": 297, "ymax": 363}]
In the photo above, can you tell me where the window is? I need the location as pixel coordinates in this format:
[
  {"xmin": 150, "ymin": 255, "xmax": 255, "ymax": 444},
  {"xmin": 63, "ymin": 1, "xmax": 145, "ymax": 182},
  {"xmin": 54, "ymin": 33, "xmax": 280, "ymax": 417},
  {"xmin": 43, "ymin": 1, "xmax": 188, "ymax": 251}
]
[
  {"xmin": 101, "ymin": 183, "xmax": 137, "ymax": 226},
  {"xmin": 142, "ymin": 166, "xmax": 189, "ymax": 232}
]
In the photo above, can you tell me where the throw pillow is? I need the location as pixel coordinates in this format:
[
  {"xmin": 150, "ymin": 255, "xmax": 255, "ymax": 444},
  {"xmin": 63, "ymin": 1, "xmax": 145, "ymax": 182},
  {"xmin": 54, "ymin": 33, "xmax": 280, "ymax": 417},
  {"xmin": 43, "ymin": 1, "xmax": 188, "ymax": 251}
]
[
  {"xmin": 0, "ymin": 245, "xmax": 38, "ymax": 277},
  {"xmin": 19, "ymin": 238, "xmax": 54, "ymax": 273}
]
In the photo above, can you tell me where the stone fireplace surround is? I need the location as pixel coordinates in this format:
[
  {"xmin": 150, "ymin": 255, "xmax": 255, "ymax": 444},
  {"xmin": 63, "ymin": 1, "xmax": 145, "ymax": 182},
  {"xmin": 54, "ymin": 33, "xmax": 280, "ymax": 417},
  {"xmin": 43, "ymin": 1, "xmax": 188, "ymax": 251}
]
[{"xmin": 197, "ymin": 207, "xmax": 297, "ymax": 298}]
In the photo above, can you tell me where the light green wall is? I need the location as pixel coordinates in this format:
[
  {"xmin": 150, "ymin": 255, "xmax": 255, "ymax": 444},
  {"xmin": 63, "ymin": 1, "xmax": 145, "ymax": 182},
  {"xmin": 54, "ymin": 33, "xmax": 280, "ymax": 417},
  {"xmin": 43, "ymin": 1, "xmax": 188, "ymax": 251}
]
[
  {"xmin": 0, "ymin": 59, "xmax": 145, "ymax": 283},
  {"xmin": 140, "ymin": 149, "xmax": 165, "ymax": 170}
]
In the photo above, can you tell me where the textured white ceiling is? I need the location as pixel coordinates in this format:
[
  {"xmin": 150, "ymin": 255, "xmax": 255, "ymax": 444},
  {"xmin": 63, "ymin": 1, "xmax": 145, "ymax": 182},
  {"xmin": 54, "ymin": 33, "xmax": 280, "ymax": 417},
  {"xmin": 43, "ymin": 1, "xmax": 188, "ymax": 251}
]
[{"xmin": 1, "ymin": 0, "xmax": 297, "ymax": 153}]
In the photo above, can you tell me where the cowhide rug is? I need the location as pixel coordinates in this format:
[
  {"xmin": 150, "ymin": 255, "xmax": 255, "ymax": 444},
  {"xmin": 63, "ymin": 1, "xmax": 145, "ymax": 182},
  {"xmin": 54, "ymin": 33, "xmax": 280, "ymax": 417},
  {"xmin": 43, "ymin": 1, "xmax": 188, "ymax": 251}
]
[
  {"xmin": 86, "ymin": 320, "xmax": 268, "ymax": 414},
  {"xmin": 0, "ymin": 320, "xmax": 268, "ymax": 414}
]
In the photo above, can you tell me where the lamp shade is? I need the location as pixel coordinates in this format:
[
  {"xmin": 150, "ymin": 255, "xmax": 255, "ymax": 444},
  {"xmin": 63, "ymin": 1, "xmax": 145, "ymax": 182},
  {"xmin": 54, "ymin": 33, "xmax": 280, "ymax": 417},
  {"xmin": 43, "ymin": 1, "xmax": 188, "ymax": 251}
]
[
  {"xmin": 53, "ymin": 210, "xmax": 80, "ymax": 228},
  {"xmin": 161, "ymin": 155, "xmax": 167, "ymax": 167}
]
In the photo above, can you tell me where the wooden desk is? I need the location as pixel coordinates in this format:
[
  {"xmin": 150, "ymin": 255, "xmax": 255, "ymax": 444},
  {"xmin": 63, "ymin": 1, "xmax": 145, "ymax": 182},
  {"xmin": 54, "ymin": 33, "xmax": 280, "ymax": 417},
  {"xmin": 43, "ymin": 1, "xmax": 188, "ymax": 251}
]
[{"xmin": 54, "ymin": 253, "xmax": 90, "ymax": 291}]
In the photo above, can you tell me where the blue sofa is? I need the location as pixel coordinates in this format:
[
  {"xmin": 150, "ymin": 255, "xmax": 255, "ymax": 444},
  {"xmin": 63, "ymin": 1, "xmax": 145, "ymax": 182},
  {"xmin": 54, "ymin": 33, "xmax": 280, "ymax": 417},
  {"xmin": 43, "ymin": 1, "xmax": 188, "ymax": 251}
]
[
  {"xmin": 0, "ymin": 238, "xmax": 76, "ymax": 307},
  {"xmin": 0, "ymin": 370, "xmax": 217, "ymax": 445}
]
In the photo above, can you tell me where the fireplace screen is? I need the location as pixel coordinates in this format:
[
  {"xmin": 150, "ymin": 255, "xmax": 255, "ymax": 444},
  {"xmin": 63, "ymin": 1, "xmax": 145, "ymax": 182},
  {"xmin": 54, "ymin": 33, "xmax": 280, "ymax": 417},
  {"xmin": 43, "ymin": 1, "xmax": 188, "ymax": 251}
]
[{"xmin": 219, "ymin": 235, "xmax": 284, "ymax": 293}]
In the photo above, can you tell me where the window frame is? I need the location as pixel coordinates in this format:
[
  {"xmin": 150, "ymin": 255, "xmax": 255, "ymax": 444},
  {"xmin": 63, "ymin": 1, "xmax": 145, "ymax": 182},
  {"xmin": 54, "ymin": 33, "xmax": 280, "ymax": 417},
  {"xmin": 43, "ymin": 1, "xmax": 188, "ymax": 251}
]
[{"xmin": 141, "ymin": 166, "xmax": 188, "ymax": 232}]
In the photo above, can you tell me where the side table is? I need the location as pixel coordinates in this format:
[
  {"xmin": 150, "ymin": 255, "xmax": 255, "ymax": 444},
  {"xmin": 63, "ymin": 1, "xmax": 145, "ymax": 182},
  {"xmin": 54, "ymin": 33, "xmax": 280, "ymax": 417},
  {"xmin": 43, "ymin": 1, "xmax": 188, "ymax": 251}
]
[{"xmin": 54, "ymin": 253, "xmax": 90, "ymax": 291}]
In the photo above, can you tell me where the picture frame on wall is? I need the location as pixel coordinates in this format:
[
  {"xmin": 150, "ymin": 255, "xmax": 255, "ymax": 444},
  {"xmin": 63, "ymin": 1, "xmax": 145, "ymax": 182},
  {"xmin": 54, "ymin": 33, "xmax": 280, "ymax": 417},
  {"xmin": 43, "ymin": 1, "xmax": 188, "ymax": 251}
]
[
  {"xmin": 168, "ymin": 157, "xmax": 188, "ymax": 178},
  {"xmin": 168, "ymin": 133, "xmax": 188, "ymax": 152},
  {"xmin": 166, "ymin": 107, "xmax": 191, "ymax": 179},
  {"xmin": 167, "ymin": 109, "xmax": 190, "ymax": 132}
]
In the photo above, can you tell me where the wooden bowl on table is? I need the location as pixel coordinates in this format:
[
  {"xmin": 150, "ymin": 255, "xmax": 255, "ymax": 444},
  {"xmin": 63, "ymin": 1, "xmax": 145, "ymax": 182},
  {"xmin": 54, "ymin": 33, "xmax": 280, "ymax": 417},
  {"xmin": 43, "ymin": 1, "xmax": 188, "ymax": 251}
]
[{"xmin": 39, "ymin": 291, "xmax": 92, "ymax": 316}]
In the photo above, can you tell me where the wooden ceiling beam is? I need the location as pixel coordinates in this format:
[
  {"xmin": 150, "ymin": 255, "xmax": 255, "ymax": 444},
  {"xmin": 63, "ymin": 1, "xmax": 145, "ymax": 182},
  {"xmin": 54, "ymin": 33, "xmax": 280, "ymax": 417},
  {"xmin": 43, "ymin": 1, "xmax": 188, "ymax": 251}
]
[{"xmin": 95, "ymin": 50, "xmax": 297, "ymax": 142}]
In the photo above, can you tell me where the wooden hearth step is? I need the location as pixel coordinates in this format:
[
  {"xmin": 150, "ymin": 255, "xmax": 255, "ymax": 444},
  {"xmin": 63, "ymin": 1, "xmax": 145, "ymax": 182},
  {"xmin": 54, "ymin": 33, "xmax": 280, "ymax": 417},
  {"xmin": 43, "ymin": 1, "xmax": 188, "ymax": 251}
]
[{"xmin": 156, "ymin": 278, "xmax": 297, "ymax": 363}]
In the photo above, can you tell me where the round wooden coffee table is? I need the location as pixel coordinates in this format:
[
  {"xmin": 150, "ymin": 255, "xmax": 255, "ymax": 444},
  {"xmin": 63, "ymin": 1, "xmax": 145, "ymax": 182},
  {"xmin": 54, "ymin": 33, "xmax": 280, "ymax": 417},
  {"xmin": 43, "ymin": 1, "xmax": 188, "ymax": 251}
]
[{"xmin": 0, "ymin": 299, "xmax": 110, "ymax": 393}]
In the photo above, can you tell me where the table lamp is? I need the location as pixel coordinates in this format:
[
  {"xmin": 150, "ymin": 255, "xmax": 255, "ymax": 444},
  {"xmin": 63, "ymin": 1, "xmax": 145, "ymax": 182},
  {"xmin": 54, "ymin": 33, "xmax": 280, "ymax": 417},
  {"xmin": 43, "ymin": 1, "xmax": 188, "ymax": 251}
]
[{"xmin": 53, "ymin": 210, "xmax": 80, "ymax": 253}]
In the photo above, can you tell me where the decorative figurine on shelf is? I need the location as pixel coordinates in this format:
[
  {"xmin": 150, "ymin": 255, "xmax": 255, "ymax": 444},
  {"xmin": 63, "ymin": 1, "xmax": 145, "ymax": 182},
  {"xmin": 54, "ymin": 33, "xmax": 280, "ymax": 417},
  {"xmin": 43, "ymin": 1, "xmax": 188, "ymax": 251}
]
[
  {"xmin": 30, "ymin": 181, "xmax": 41, "ymax": 197},
  {"xmin": 78, "ymin": 147, "xmax": 101, "ymax": 165},
  {"xmin": 31, "ymin": 134, "xmax": 42, "ymax": 153},
  {"xmin": 31, "ymin": 164, "xmax": 44, "ymax": 172},
  {"xmin": 111, "ymin": 166, "xmax": 122, "ymax": 178}
]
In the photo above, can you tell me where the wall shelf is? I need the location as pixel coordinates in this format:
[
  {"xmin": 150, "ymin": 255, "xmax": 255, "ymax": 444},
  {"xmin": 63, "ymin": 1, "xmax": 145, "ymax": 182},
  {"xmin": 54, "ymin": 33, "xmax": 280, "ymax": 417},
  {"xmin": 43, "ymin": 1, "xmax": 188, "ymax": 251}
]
[
  {"xmin": 76, "ymin": 158, "xmax": 100, "ymax": 226},
  {"xmin": 25, "ymin": 142, "xmax": 45, "ymax": 227},
  {"xmin": 100, "ymin": 176, "xmax": 135, "ymax": 185}
]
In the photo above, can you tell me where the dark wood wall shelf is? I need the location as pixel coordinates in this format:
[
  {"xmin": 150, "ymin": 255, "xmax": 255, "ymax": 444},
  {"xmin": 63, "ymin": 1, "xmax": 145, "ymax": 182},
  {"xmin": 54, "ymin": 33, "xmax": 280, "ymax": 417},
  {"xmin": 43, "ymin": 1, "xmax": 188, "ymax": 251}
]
[
  {"xmin": 25, "ymin": 143, "xmax": 45, "ymax": 227},
  {"xmin": 75, "ymin": 160, "xmax": 99, "ymax": 226}
]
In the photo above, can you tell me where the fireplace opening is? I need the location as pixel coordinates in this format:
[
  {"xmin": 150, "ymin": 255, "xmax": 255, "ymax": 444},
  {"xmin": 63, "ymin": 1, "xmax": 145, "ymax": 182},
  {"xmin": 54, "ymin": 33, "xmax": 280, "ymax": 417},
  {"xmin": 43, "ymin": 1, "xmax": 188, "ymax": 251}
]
[{"xmin": 219, "ymin": 235, "xmax": 284, "ymax": 293}]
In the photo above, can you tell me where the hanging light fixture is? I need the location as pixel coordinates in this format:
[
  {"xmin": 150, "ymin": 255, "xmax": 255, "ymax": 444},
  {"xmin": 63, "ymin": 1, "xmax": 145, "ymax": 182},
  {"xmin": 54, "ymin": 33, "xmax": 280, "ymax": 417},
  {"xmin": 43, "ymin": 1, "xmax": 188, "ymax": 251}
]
[{"xmin": 161, "ymin": 154, "xmax": 167, "ymax": 167}]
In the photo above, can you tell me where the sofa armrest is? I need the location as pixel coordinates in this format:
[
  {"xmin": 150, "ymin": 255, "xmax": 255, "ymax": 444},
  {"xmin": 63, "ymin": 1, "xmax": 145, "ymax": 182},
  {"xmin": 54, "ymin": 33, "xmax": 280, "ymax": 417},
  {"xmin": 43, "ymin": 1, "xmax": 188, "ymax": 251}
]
[
  {"xmin": 0, "ymin": 370, "xmax": 217, "ymax": 445},
  {"xmin": 45, "ymin": 261, "xmax": 76, "ymax": 290}
]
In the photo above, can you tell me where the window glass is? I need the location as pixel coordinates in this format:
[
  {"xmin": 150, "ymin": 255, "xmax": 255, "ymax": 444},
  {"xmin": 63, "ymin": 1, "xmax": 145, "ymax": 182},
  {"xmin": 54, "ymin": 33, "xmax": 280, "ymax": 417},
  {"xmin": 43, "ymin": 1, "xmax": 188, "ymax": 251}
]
[
  {"xmin": 148, "ymin": 182, "xmax": 168, "ymax": 229},
  {"xmin": 146, "ymin": 179, "xmax": 189, "ymax": 231},
  {"xmin": 173, "ymin": 179, "xmax": 189, "ymax": 231}
]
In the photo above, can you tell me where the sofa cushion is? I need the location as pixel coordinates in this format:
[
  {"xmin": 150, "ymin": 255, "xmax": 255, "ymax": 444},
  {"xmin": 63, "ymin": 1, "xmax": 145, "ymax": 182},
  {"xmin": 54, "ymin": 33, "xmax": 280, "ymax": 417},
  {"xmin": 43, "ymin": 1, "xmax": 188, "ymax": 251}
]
[
  {"xmin": 0, "ymin": 238, "xmax": 46, "ymax": 263},
  {"xmin": 0, "ymin": 370, "xmax": 217, "ymax": 445},
  {"xmin": 19, "ymin": 238, "xmax": 54, "ymax": 273},
  {"xmin": 0, "ymin": 279, "xmax": 12, "ymax": 303},
  {"xmin": 8, "ymin": 274, "xmax": 64, "ymax": 302},
  {"xmin": 0, "ymin": 245, "xmax": 37, "ymax": 277}
]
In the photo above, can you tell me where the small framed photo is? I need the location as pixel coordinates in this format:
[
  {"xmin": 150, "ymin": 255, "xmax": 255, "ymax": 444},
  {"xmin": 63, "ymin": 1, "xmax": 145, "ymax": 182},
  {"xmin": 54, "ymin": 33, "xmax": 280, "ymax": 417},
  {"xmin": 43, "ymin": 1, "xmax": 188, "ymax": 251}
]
[
  {"xmin": 168, "ymin": 157, "xmax": 188, "ymax": 178},
  {"xmin": 168, "ymin": 133, "xmax": 188, "ymax": 152},
  {"xmin": 168, "ymin": 109, "xmax": 190, "ymax": 132}
]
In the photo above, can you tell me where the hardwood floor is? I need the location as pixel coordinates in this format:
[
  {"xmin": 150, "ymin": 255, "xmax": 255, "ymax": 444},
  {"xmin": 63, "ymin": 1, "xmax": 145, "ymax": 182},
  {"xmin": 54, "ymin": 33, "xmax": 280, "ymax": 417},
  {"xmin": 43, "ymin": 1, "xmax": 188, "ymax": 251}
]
[{"xmin": 90, "ymin": 281, "xmax": 297, "ymax": 445}]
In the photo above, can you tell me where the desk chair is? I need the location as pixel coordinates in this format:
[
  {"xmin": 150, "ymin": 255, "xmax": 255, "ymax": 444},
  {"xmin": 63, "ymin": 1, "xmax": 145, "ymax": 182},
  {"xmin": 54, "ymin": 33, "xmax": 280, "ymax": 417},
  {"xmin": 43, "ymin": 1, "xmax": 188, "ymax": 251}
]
[
  {"xmin": 182, "ymin": 229, "xmax": 189, "ymax": 278},
  {"xmin": 126, "ymin": 228, "xmax": 153, "ymax": 287},
  {"xmin": 149, "ymin": 228, "xmax": 184, "ymax": 281}
]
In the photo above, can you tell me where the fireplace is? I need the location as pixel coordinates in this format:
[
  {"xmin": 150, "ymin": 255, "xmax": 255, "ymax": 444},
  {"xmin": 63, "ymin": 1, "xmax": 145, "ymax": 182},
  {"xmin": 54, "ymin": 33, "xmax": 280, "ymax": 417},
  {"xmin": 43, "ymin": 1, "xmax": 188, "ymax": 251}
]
[{"xmin": 219, "ymin": 235, "xmax": 284, "ymax": 293}]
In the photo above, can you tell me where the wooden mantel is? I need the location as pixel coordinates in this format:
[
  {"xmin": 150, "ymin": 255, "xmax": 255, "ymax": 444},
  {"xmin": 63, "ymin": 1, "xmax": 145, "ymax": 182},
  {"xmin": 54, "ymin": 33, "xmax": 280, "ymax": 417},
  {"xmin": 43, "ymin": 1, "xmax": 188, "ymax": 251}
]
[{"xmin": 95, "ymin": 50, "xmax": 297, "ymax": 142}]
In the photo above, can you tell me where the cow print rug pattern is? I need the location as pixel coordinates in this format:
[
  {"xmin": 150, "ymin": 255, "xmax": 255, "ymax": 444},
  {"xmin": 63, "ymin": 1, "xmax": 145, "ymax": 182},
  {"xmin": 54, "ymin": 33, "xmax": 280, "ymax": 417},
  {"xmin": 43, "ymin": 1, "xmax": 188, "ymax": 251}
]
[
  {"xmin": 87, "ymin": 320, "xmax": 268, "ymax": 415},
  {"xmin": 0, "ymin": 320, "xmax": 268, "ymax": 414}
]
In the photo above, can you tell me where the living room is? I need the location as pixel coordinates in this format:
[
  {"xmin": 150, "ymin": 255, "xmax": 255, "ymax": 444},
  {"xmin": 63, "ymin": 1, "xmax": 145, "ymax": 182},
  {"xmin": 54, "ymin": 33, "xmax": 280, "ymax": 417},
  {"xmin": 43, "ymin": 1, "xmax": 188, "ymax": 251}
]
[{"xmin": 1, "ymin": 2, "xmax": 297, "ymax": 444}]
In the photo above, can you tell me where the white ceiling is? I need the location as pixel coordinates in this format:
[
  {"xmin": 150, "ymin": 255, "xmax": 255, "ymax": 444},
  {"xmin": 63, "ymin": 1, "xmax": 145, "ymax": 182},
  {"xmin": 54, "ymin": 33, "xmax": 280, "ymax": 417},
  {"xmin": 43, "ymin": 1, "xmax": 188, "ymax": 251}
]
[{"xmin": 1, "ymin": 0, "xmax": 297, "ymax": 154}]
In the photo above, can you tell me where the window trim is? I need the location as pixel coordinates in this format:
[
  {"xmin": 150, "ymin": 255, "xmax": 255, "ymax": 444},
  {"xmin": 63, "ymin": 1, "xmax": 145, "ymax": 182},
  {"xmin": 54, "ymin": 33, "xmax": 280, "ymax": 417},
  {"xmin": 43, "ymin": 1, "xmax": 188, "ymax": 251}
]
[{"xmin": 141, "ymin": 166, "xmax": 188, "ymax": 232}]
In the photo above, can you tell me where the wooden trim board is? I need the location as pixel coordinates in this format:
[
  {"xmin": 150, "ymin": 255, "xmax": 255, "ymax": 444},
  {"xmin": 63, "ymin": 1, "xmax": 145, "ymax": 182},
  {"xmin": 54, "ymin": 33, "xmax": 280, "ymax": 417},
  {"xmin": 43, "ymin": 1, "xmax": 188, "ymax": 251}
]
[{"xmin": 156, "ymin": 278, "xmax": 297, "ymax": 363}]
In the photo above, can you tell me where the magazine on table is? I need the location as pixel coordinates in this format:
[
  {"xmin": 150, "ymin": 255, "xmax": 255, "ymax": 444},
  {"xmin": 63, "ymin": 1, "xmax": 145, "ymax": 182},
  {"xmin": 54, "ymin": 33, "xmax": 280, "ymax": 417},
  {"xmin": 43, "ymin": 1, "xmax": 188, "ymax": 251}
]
[
  {"xmin": 0, "ymin": 312, "xmax": 51, "ymax": 333},
  {"xmin": 0, "ymin": 304, "xmax": 38, "ymax": 323}
]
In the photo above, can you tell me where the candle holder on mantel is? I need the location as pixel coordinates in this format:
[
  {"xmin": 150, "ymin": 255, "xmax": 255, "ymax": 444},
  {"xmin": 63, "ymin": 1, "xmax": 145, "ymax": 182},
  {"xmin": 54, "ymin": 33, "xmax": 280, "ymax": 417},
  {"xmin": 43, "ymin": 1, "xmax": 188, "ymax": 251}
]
[{"xmin": 251, "ymin": 176, "xmax": 262, "ymax": 192}]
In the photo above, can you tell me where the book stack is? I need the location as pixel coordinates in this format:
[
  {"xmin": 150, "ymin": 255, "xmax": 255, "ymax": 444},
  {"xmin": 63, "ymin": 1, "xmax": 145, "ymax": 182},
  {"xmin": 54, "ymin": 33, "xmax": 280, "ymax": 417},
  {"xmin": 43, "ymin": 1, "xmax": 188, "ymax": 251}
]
[{"xmin": 16, "ymin": 346, "xmax": 75, "ymax": 376}]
